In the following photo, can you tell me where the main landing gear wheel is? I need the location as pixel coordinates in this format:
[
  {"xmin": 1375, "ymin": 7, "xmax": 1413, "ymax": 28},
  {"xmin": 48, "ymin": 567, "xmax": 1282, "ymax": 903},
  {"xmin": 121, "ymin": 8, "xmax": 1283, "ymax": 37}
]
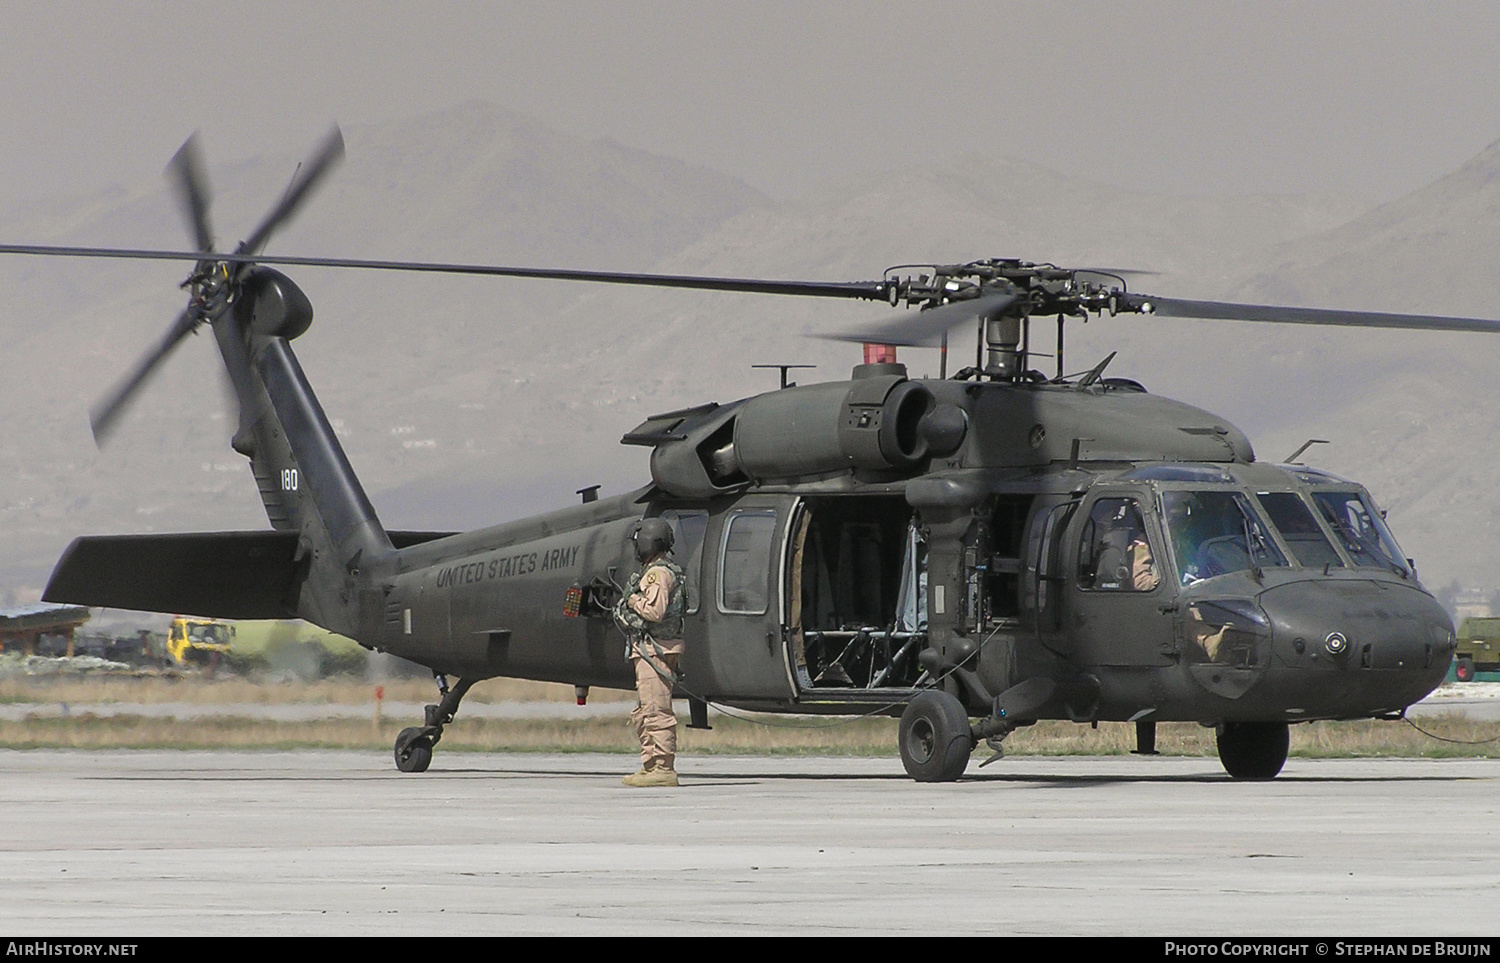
[
  {"xmin": 394, "ymin": 727, "xmax": 433, "ymax": 773},
  {"xmin": 1216, "ymin": 721, "xmax": 1289, "ymax": 780},
  {"xmin": 1455, "ymin": 658, "xmax": 1476, "ymax": 683},
  {"xmin": 899, "ymin": 690, "xmax": 974, "ymax": 782}
]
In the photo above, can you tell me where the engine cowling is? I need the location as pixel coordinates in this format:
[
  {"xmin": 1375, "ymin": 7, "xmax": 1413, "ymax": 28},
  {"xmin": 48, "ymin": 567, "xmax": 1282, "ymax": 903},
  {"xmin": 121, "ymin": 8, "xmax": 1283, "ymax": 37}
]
[{"xmin": 634, "ymin": 368, "xmax": 966, "ymax": 498}]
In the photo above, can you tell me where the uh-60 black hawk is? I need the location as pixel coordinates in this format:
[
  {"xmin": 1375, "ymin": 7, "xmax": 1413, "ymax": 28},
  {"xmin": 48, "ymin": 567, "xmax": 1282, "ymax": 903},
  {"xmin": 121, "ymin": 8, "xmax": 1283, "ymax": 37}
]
[{"xmin": 12, "ymin": 131, "xmax": 1491, "ymax": 782}]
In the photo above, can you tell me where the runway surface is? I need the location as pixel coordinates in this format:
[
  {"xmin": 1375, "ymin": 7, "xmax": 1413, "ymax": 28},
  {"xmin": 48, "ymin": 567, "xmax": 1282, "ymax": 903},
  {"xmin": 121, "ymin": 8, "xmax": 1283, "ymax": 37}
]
[{"xmin": 1, "ymin": 750, "xmax": 1497, "ymax": 936}]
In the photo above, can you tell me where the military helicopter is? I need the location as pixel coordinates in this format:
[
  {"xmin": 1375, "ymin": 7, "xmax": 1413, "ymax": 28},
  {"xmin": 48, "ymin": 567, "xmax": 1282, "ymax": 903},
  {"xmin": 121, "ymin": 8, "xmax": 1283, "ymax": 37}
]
[{"xmin": 11, "ymin": 131, "xmax": 1493, "ymax": 782}]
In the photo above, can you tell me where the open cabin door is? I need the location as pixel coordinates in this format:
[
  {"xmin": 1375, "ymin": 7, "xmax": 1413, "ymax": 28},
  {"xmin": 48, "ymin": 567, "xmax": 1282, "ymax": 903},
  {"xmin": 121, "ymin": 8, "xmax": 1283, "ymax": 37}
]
[
  {"xmin": 787, "ymin": 495, "xmax": 929, "ymax": 698},
  {"xmin": 698, "ymin": 495, "xmax": 796, "ymax": 702}
]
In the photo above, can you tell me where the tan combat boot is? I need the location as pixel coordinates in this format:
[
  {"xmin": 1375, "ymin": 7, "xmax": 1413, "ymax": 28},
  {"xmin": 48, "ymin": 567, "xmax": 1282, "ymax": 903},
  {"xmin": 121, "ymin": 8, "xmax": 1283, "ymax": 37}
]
[{"xmin": 622, "ymin": 767, "xmax": 679, "ymax": 787}]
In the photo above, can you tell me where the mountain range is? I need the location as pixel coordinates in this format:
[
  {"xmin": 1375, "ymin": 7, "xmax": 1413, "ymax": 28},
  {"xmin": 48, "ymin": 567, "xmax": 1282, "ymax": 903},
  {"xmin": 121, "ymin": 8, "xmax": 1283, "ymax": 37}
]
[{"xmin": 2, "ymin": 101, "xmax": 1494, "ymax": 607}]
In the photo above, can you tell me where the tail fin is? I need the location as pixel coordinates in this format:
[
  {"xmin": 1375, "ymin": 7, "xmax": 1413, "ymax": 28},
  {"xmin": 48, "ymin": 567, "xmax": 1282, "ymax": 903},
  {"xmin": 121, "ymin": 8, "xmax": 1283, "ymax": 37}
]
[{"xmin": 212, "ymin": 268, "xmax": 392, "ymax": 636}]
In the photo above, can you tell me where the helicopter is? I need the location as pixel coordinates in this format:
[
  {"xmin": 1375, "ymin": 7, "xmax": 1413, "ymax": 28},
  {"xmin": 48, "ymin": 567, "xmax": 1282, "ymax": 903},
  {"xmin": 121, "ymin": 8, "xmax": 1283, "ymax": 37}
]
[{"xmin": 11, "ymin": 131, "xmax": 1494, "ymax": 782}]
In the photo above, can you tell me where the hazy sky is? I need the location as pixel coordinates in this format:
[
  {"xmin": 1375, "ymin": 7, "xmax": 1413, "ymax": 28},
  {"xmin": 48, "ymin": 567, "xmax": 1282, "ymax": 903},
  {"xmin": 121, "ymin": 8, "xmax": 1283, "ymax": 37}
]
[{"xmin": 3, "ymin": 0, "xmax": 1500, "ymax": 219}]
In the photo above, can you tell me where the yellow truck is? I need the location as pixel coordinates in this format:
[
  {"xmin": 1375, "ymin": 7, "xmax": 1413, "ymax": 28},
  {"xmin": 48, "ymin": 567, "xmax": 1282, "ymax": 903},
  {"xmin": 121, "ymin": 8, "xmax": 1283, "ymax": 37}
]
[
  {"xmin": 164, "ymin": 617, "xmax": 366, "ymax": 677},
  {"xmin": 166, "ymin": 617, "xmax": 234, "ymax": 667}
]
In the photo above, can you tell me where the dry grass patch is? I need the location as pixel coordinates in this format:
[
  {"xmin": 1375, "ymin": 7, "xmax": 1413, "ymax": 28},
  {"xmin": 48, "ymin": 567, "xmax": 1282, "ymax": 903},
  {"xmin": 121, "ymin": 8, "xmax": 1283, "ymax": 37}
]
[
  {"xmin": 0, "ymin": 675, "xmax": 633, "ymax": 706},
  {"xmin": 0, "ymin": 710, "xmax": 1496, "ymax": 758}
]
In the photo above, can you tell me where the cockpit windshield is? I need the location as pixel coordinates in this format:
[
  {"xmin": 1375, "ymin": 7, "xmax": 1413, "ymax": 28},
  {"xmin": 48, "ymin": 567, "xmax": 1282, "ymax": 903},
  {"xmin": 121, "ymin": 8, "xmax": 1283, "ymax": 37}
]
[
  {"xmin": 1254, "ymin": 492, "xmax": 1344, "ymax": 569},
  {"xmin": 1161, "ymin": 490, "xmax": 1287, "ymax": 584},
  {"xmin": 1312, "ymin": 491, "xmax": 1410, "ymax": 576}
]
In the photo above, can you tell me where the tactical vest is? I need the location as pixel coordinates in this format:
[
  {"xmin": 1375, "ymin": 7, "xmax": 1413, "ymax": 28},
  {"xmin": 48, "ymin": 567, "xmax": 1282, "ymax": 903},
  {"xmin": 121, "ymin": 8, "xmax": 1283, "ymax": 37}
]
[
  {"xmin": 656, "ymin": 558, "xmax": 686, "ymax": 640},
  {"xmin": 623, "ymin": 557, "xmax": 686, "ymax": 641}
]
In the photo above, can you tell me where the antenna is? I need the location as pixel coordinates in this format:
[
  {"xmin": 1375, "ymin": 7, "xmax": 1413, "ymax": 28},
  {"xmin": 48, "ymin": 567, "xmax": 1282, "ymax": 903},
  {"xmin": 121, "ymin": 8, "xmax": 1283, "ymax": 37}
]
[
  {"xmin": 752, "ymin": 363, "xmax": 815, "ymax": 389},
  {"xmin": 1284, "ymin": 439, "xmax": 1330, "ymax": 464}
]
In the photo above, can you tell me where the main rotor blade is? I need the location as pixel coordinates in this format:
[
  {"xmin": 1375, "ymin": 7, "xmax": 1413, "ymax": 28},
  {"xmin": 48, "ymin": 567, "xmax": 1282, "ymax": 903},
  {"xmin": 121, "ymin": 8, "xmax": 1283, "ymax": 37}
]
[
  {"xmin": 236, "ymin": 127, "xmax": 345, "ymax": 258},
  {"xmin": 1125, "ymin": 294, "xmax": 1500, "ymax": 334},
  {"xmin": 1075, "ymin": 267, "xmax": 1159, "ymax": 278},
  {"xmin": 166, "ymin": 134, "xmax": 214, "ymax": 253},
  {"xmin": 89, "ymin": 307, "xmax": 199, "ymax": 445},
  {"xmin": 0, "ymin": 242, "xmax": 891, "ymax": 300},
  {"xmin": 822, "ymin": 291, "xmax": 1020, "ymax": 346}
]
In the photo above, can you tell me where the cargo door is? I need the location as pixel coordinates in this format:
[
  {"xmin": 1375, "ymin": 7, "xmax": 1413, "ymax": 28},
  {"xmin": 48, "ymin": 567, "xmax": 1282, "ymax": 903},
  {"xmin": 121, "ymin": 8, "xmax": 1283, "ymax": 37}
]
[{"xmin": 700, "ymin": 497, "xmax": 795, "ymax": 701}]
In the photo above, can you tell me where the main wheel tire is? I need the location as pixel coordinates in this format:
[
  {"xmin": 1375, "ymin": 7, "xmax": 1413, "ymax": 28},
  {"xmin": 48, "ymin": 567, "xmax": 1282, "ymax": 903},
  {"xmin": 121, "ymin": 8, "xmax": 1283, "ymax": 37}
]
[
  {"xmin": 1456, "ymin": 658, "xmax": 1476, "ymax": 683},
  {"xmin": 899, "ymin": 690, "xmax": 973, "ymax": 782},
  {"xmin": 1216, "ymin": 721, "xmax": 1289, "ymax": 780},
  {"xmin": 394, "ymin": 727, "xmax": 433, "ymax": 773}
]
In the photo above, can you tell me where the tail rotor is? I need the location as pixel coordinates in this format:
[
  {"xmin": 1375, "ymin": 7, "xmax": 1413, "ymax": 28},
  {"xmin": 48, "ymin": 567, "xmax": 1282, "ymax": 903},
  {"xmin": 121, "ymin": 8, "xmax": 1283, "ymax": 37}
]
[{"xmin": 86, "ymin": 129, "xmax": 343, "ymax": 446}]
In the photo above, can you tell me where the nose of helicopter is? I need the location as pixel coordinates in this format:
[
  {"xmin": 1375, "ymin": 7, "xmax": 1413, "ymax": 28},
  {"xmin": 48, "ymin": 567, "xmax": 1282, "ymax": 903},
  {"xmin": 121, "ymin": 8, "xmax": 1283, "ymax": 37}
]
[{"xmin": 1255, "ymin": 577, "xmax": 1454, "ymax": 714}]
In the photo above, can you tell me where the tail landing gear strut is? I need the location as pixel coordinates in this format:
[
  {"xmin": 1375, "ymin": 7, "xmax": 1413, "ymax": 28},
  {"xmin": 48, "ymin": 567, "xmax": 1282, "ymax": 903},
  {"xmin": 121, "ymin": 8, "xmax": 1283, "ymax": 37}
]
[{"xmin": 393, "ymin": 673, "xmax": 477, "ymax": 773}]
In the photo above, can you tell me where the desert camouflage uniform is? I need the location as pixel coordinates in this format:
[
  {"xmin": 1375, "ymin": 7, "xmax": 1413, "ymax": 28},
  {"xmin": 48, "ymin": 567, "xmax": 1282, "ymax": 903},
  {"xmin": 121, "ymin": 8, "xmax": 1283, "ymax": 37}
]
[{"xmin": 615, "ymin": 556, "xmax": 686, "ymax": 775}]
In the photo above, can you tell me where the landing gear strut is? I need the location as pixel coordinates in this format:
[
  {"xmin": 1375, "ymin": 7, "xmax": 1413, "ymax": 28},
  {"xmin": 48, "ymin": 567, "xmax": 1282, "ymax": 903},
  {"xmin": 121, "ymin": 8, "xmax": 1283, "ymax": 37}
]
[{"xmin": 393, "ymin": 673, "xmax": 477, "ymax": 773}]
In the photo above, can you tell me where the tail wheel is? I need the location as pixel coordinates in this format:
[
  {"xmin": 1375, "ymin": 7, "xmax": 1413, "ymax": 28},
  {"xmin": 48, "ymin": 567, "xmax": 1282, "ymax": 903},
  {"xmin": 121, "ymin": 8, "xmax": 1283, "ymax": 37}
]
[
  {"xmin": 1216, "ymin": 721, "xmax": 1289, "ymax": 780},
  {"xmin": 898, "ymin": 690, "xmax": 973, "ymax": 782},
  {"xmin": 394, "ymin": 727, "xmax": 433, "ymax": 773},
  {"xmin": 1456, "ymin": 658, "xmax": 1476, "ymax": 683}
]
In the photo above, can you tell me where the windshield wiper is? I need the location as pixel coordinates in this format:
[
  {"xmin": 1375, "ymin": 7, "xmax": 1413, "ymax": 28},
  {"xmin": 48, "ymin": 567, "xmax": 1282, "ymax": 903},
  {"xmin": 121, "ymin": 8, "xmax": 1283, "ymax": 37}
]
[{"xmin": 1240, "ymin": 513, "xmax": 1265, "ymax": 583}]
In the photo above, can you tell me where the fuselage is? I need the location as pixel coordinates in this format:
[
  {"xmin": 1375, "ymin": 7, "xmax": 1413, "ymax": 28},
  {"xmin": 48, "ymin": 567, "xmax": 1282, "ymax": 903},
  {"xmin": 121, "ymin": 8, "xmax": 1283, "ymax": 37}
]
[{"xmin": 364, "ymin": 372, "xmax": 1455, "ymax": 727}]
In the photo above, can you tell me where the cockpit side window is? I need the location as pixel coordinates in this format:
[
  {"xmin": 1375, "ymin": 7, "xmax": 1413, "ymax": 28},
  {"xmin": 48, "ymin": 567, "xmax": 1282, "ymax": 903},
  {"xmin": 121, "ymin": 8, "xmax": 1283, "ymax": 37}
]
[
  {"xmin": 1311, "ymin": 491, "xmax": 1409, "ymax": 576},
  {"xmin": 1162, "ymin": 490, "xmax": 1288, "ymax": 585},
  {"xmin": 1254, "ymin": 492, "xmax": 1344, "ymax": 569},
  {"xmin": 1077, "ymin": 497, "xmax": 1160, "ymax": 592}
]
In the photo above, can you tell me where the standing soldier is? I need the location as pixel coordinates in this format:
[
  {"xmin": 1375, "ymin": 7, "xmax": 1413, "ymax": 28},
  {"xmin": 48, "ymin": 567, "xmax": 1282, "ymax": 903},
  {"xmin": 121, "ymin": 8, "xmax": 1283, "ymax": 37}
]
[{"xmin": 615, "ymin": 517, "xmax": 687, "ymax": 787}]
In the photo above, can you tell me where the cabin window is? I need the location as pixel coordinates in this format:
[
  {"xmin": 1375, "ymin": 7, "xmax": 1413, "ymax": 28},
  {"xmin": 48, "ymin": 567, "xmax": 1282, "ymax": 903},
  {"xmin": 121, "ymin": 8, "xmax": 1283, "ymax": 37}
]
[
  {"xmin": 660, "ymin": 510, "xmax": 709, "ymax": 612},
  {"xmin": 718, "ymin": 510, "xmax": 777, "ymax": 614},
  {"xmin": 1077, "ymin": 497, "xmax": 1161, "ymax": 592}
]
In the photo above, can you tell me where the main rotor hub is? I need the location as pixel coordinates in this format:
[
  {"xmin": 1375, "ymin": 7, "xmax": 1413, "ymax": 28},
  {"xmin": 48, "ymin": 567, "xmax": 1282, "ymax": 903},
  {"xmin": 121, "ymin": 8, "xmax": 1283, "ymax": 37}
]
[{"xmin": 872, "ymin": 260, "xmax": 1134, "ymax": 382}]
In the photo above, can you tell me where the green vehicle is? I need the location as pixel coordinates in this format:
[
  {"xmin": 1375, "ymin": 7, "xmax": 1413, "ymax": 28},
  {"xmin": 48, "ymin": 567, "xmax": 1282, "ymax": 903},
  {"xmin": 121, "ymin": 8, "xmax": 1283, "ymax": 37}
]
[{"xmin": 1453, "ymin": 618, "xmax": 1500, "ymax": 682}]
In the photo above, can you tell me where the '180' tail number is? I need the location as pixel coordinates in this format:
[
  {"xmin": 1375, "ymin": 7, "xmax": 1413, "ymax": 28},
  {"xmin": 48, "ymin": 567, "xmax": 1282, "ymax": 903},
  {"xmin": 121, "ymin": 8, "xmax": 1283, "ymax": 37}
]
[{"xmin": 280, "ymin": 468, "xmax": 299, "ymax": 491}]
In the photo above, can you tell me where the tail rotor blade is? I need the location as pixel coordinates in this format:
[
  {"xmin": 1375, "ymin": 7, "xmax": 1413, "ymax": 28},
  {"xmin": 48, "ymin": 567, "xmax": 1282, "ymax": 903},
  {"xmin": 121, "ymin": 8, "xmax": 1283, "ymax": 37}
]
[
  {"xmin": 237, "ymin": 127, "xmax": 345, "ymax": 258},
  {"xmin": 89, "ymin": 308, "xmax": 199, "ymax": 445},
  {"xmin": 166, "ymin": 134, "xmax": 214, "ymax": 253}
]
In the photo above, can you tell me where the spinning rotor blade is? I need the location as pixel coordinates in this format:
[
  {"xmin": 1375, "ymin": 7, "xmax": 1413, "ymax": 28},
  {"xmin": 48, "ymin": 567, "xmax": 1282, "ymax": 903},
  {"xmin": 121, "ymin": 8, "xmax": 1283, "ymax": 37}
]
[
  {"xmin": 84, "ymin": 128, "xmax": 346, "ymax": 449},
  {"xmin": 237, "ymin": 127, "xmax": 345, "ymax": 258},
  {"xmin": 1125, "ymin": 294, "xmax": 1500, "ymax": 334},
  {"xmin": 89, "ymin": 307, "xmax": 201, "ymax": 445},
  {"xmin": 1075, "ymin": 267, "xmax": 1159, "ymax": 278},
  {"xmin": 822, "ymin": 291, "xmax": 1020, "ymax": 346},
  {"xmin": 0, "ymin": 242, "xmax": 890, "ymax": 300},
  {"xmin": 166, "ymin": 134, "xmax": 214, "ymax": 253}
]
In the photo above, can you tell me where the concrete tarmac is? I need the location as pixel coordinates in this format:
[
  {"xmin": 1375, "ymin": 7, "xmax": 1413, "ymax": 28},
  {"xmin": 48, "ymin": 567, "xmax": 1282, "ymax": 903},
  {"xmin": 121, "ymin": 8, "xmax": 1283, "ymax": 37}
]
[{"xmin": 0, "ymin": 750, "xmax": 1497, "ymax": 936}]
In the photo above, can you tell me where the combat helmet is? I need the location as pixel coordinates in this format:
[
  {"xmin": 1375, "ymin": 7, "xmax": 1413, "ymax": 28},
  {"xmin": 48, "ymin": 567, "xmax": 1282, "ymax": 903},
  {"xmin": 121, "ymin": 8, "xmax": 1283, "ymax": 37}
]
[{"xmin": 634, "ymin": 517, "xmax": 675, "ymax": 561}]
